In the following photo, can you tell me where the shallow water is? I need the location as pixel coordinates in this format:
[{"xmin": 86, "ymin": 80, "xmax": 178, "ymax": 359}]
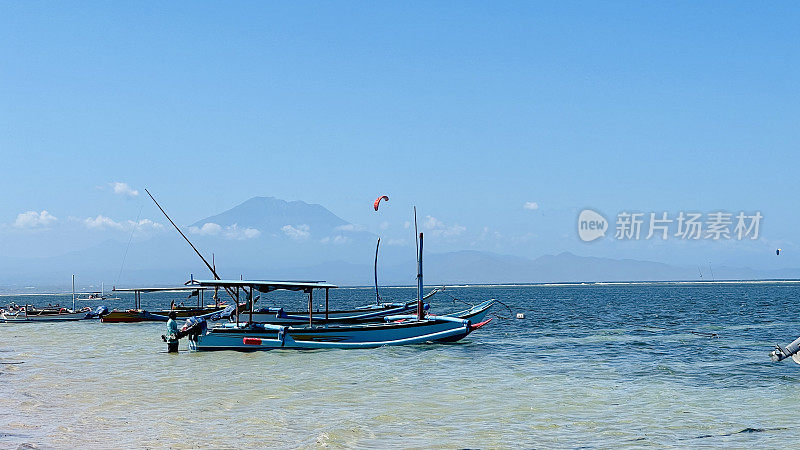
[{"xmin": 3, "ymin": 283, "xmax": 800, "ymax": 448}]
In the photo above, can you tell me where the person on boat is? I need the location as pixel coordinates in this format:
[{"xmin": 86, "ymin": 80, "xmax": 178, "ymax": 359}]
[{"xmin": 165, "ymin": 311, "xmax": 179, "ymax": 353}]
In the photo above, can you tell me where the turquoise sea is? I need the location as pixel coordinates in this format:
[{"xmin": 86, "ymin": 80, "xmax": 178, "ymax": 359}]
[{"xmin": 3, "ymin": 282, "xmax": 800, "ymax": 448}]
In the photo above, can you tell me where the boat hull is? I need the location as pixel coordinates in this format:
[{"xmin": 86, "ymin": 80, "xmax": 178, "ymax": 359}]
[
  {"xmin": 101, "ymin": 307, "xmax": 225, "ymax": 323},
  {"xmin": 1, "ymin": 310, "xmax": 92, "ymax": 322},
  {"xmin": 189, "ymin": 300, "xmax": 494, "ymax": 351}
]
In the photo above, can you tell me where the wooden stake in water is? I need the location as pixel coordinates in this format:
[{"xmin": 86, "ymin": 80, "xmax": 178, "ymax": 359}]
[{"xmin": 374, "ymin": 238, "xmax": 381, "ymax": 304}]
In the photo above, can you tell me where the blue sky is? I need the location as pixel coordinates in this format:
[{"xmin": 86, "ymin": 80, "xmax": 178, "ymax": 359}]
[{"xmin": 1, "ymin": 2, "xmax": 798, "ymax": 269}]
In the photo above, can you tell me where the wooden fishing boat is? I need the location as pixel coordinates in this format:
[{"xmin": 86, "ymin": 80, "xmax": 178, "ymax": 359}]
[
  {"xmin": 187, "ymin": 300, "xmax": 493, "ymax": 351},
  {"xmin": 1, "ymin": 275, "xmax": 107, "ymax": 323},
  {"xmin": 0, "ymin": 304, "xmax": 101, "ymax": 322},
  {"xmin": 102, "ymin": 286, "xmax": 244, "ymax": 323},
  {"xmin": 101, "ymin": 306, "xmax": 232, "ymax": 323},
  {"xmin": 185, "ymin": 233, "xmax": 493, "ymax": 351}
]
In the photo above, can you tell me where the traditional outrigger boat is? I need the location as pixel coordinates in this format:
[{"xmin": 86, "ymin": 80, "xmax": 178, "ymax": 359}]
[
  {"xmin": 1, "ymin": 275, "xmax": 107, "ymax": 323},
  {"xmin": 102, "ymin": 286, "xmax": 243, "ymax": 323},
  {"xmin": 186, "ymin": 296, "xmax": 493, "ymax": 350},
  {"xmin": 0, "ymin": 304, "xmax": 105, "ymax": 322},
  {"xmin": 183, "ymin": 233, "xmax": 493, "ymax": 351}
]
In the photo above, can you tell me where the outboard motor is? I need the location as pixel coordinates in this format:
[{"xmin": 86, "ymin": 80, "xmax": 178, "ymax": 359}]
[
  {"xmin": 770, "ymin": 336, "xmax": 800, "ymax": 363},
  {"xmin": 179, "ymin": 316, "xmax": 207, "ymax": 342},
  {"xmin": 85, "ymin": 305, "xmax": 109, "ymax": 319},
  {"xmin": 219, "ymin": 304, "xmax": 236, "ymax": 319}
]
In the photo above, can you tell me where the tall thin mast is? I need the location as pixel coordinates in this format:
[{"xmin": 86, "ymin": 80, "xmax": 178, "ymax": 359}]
[
  {"xmin": 413, "ymin": 207, "xmax": 419, "ymax": 262},
  {"xmin": 417, "ymin": 232, "xmax": 424, "ymax": 320},
  {"xmin": 212, "ymin": 253, "xmax": 219, "ymax": 306},
  {"xmin": 72, "ymin": 274, "xmax": 75, "ymax": 312}
]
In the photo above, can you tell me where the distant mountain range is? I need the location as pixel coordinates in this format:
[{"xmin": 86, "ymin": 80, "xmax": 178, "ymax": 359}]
[{"xmin": 0, "ymin": 196, "xmax": 798, "ymax": 291}]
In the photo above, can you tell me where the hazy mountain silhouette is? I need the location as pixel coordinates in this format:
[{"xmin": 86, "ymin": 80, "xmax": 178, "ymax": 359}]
[{"xmin": 191, "ymin": 196, "xmax": 349, "ymax": 235}]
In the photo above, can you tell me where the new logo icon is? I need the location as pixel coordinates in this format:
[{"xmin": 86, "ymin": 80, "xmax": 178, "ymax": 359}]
[{"xmin": 578, "ymin": 209, "xmax": 607, "ymax": 242}]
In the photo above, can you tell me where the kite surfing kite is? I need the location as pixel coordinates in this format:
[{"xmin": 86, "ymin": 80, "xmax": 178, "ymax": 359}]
[
  {"xmin": 777, "ymin": 248, "xmax": 782, "ymax": 256},
  {"xmin": 374, "ymin": 195, "xmax": 389, "ymax": 211}
]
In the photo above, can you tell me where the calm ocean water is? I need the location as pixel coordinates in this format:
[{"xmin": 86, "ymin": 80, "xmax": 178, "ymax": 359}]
[{"xmin": 3, "ymin": 282, "xmax": 800, "ymax": 448}]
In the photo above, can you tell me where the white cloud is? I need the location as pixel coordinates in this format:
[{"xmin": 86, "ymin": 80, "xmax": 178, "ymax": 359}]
[
  {"xmin": 189, "ymin": 222, "xmax": 223, "ymax": 236},
  {"xmin": 224, "ymin": 224, "xmax": 261, "ymax": 240},
  {"xmin": 320, "ymin": 235, "xmax": 349, "ymax": 245},
  {"xmin": 133, "ymin": 218, "xmax": 164, "ymax": 232},
  {"xmin": 335, "ymin": 224, "xmax": 365, "ymax": 232},
  {"xmin": 85, "ymin": 215, "xmax": 124, "ymax": 230},
  {"xmin": 379, "ymin": 221, "xmax": 389, "ymax": 230},
  {"xmin": 83, "ymin": 215, "xmax": 165, "ymax": 232},
  {"xmin": 404, "ymin": 221, "xmax": 411, "ymax": 229},
  {"xmin": 110, "ymin": 182, "xmax": 139, "ymax": 197},
  {"xmin": 422, "ymin": 216, "xmax": 467, "ymax": 238},
  {"xmin": 282, "ymin": 224, "xmax": 310, "ymax": 240},
  {"xmin": 523, "ymin": 201, "xmax": 539, "ymax": 210},
  {"xmin": 424, "ymin": 216, "xmax": 444, "ymax": 229},
  {"xmin": 189, "ymin": 222, "xmax": 259, "ymax": 240},
  {"xmin": 444, "ymin": 224, "xmax": 467, "ymax": 237},
  {"xmin": 478, "ymin": 226, "xmax": 503, "ymax": 241},
  {"xmin": 14, "ymin": 210, "xmax": 58, "ymax": 228},
  {"xmin": 423, "ymin": 215, "xmax": 466, "ymax": 238}
]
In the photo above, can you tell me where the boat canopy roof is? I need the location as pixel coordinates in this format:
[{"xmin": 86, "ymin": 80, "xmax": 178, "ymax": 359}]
[
  {"xmin": 192, "ymin": 279, "xmax": 337, "ymax": 293},
  {"xmin": 112, "ymin": 286, "xmax": 210, "ymax": 293}
]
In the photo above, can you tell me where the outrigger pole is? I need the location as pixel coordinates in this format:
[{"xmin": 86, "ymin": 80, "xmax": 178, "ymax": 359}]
[{"xmin": 145, "ymin": 189, "xmax": 238, "ymax": 303}]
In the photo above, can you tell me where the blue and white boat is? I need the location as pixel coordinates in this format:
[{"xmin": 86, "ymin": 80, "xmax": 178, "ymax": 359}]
[
  {"xmin": 184, "ymin": 233, "xmax": 493, "ymax": 351},
  {"xmin": 186, "ymin": 300, "xmax": 493, "ymax": 351}
]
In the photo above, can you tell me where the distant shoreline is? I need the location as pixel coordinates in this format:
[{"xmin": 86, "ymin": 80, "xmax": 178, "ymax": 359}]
[{"xmin": 3, "ymin": 278, "xmax": 800, "ymax": 296}]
